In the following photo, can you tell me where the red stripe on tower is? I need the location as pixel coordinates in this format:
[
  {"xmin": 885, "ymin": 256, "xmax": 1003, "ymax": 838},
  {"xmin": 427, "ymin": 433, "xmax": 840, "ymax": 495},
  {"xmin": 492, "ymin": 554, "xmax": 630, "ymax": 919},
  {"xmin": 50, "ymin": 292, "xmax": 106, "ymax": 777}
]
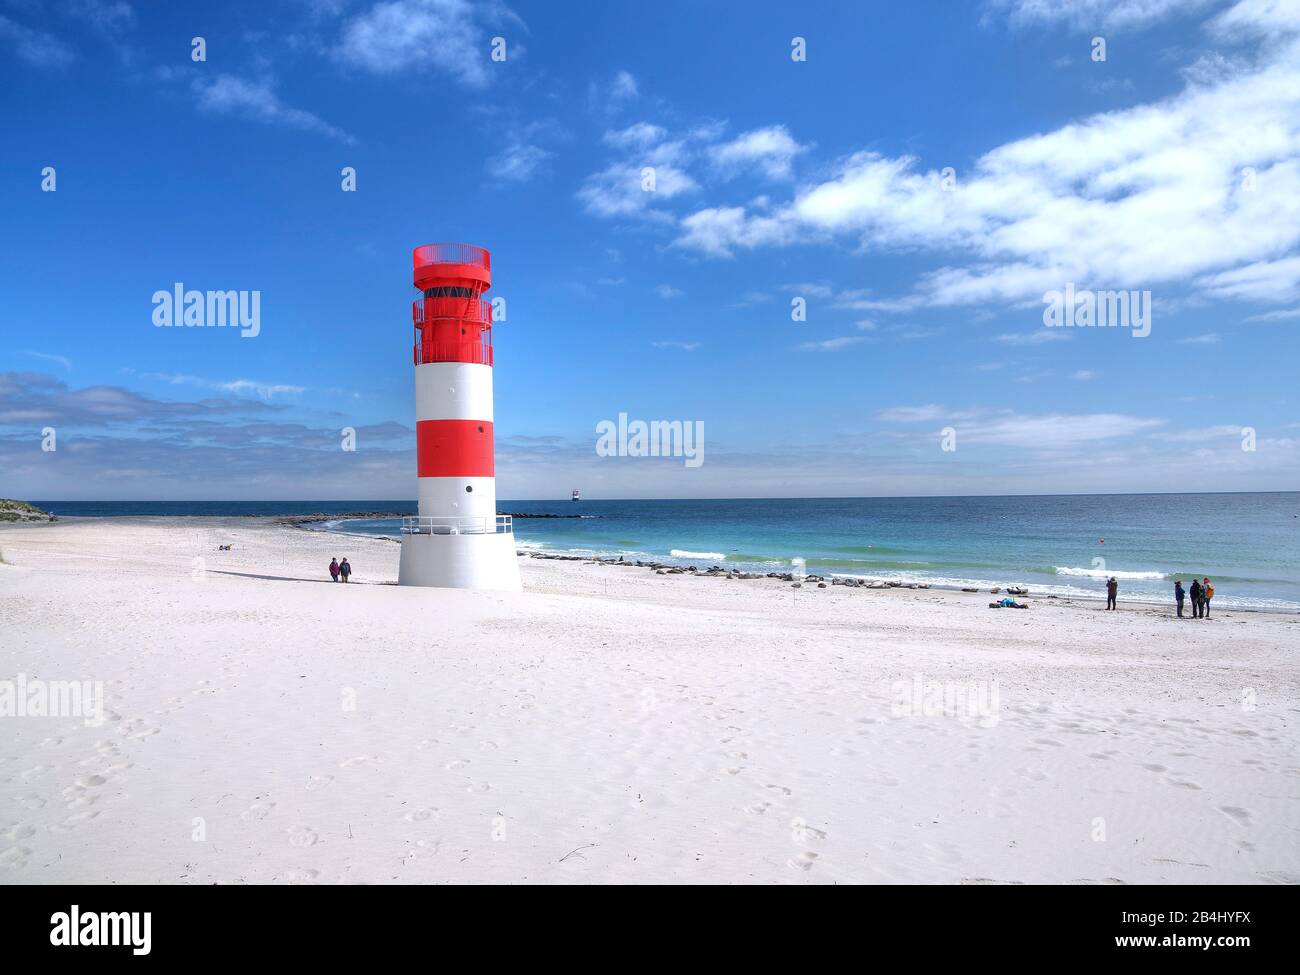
[{"xmin": 415, "ymin": 419, "xmax": 495, "ymax": 478}]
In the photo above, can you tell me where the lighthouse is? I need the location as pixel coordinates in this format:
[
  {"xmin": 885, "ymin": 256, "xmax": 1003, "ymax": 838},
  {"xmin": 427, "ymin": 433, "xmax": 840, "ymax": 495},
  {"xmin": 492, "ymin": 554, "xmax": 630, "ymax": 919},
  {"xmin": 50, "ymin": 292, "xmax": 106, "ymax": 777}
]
[{"xmin": 398, "ymin": 243, "xmax": 521, "ymax": 591}]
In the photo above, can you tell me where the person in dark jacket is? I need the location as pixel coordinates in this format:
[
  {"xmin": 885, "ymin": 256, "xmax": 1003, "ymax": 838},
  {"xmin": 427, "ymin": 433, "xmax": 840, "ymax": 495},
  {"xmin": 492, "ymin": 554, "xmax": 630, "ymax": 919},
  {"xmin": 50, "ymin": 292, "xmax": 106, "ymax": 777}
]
[
  {"xmin": 329, "ymin": 558, "xmax": 340, "ymax": 582},
  {"xmin": 339, "ymin": 558, "xmax": 352, "ymax": 583},
  {"xmin": 1189, "ymin": 578, "xmax": 1202, "ymax": 618},
  {"xmin": 1174, "ymin": 579, "xmax": 1185, "ymax": 617},
  {"xmin": 1106, "ymin": 576, "xmax": 1118, "ymax": 610}
]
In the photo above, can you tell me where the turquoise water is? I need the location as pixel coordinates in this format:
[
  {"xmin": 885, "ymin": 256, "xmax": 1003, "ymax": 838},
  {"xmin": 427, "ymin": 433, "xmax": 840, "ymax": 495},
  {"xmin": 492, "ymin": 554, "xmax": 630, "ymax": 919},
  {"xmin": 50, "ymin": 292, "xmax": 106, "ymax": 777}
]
[
  {"xmin": 36, "ymin": 495, "xmax": 1300, "ymax": 611},
  {"xmin": 331, "ymin": 494, "xmax": 1300, "ymax": 611}
]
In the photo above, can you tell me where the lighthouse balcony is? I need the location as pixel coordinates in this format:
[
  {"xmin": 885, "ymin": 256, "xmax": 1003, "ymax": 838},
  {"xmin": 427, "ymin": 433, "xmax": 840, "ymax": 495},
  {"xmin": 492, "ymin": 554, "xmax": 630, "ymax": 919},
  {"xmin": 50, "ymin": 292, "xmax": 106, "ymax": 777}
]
[{"xmin": 401, "ymin": 515, "xmax": 513, "ymax": 535}]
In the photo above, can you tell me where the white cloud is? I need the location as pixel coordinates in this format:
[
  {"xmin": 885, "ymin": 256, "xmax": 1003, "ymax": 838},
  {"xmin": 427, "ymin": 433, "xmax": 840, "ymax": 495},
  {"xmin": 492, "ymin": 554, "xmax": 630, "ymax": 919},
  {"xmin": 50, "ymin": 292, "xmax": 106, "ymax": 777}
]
[
  {"xmin": 487, "ymin": 142, "xmax": 550, "ymax": 183},
  {"xmin": 338, "ymin": 0, "xmax": 514, "ymax": 87},
  {"xmin": 991, "ymin": 0, "xmax": 1217, "ymax": 30},
  {"xmin": 877, "ymin": 404, "xmax": 953, "ymax": 422},
  {"xmin": 603, "ymin": 122, "xmax": 668, "ymax": 149},
  {"xmin": 963, "ymin": 412, "xmax": 1166, "ymax": 447},
  {"xmin": 674, "ymin": 2, "xmax": 1300, "ymax": 314},
  {"xmin": 0, "ymin": 14, "xmax": 76, "ymax": 67},
  {"xmin": 1178, "ymin": 332, "xmax": 1222, "ymax": 343},
  {"xmin": 610, "ymin": 70, "xmax": 638, "ymax": 102},
  {"xmin": 24, "ymin": 351, "xmax": 73, "ymax": 372},
  {"xmin": 1211, "ymin": 0, "xmax": 1300, "ymax": 38},
  {"xmin": 994, "ymin": 329, "xmax": 1072, "ymax": 344},
  {"xmin": 142, "ymin": 373, "xmax": 306, "ymax": 401},
  {"xmin": 1244, "ymin": 305, "xmax": 1300, "ymax": 320},
  {"xmin": 1198, "ymin": 255, "xmax": 1300, "ymax": 302},
  {"xmin": 710, "ymin": 125, "xmax": 809, "ymax": 180},
  {"xmin": 656, "ymin": 284, "xmax": 685, "ymax": 299},
  {"xmin": 577, "ymin": 162, "xmax": 698, "ymax": 219},
  {"xmin": 652, "ymin": 340, "xmax": 700, "ymax": 350},
  {"xmin": 1073, "ymin": 369, "xmax": 1098, "ymax": 380},
  {"xmin": 193, "ymin": 75, "xmax": 354, "ymax": 143},
  {"xmin": 589, "ymin": 70, "xmax": 639, "ymax": 115},
  {"xmin": 799, "ymin": 336, "xmax": 865, "ymax": 351}
]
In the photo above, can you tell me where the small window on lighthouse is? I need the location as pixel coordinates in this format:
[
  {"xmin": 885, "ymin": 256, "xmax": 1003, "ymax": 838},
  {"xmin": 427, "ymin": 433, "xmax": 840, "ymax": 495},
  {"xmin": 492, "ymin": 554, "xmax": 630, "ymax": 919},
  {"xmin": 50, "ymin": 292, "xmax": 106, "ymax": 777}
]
[
  {"xmin": 465, "ymin": 485, "xmax": 473, "ymax": 493},
  {"xmin": 477, "ymin": 425, "xmax": 484, "ymax": 432}
]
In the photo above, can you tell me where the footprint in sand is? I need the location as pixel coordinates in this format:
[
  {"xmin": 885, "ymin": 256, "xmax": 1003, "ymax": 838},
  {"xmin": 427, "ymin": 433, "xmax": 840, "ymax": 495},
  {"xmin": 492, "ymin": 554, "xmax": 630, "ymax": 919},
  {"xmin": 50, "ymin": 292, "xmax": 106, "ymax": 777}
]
[
  {"xmin": 2, "ymin": 823, "xmax": 36, "ymax": 842},
  {"xmin": 1013, "ymin": 767, "xmax": 1048, "ymax": 782},
  {"xmin": 305, "ymin": 775, "xmax": 334, "ymax": 792},
  {"xmin": 60, "ymin": 809, "xmax": 100, "ymax": 827},
  {"xmin": 792, "ymin": 821, "xmax": 827, "ymax": 842},
  {"xmin": 339, "ymin": 755, "xmax": 379, "ymax": 769},
  {"xmin": 125, "ymin": 721, "xmax": 160, "ymax": 740},
  {"xmin": 277, "ymin": 868, "xmax": 322, "ymax": 884},
  {"xmin": 444, "ymin": 759, "xmax": 470, "ymax": 770},
  {"xmin": 787, "ymin": 851, "xmax": 819, "ymax": 872},
  {"xmin": 60, "ymin": 785, "xmax": 98, "ymax": 811},
  {"xmin": 240, "ymin": 800, "xmax": 275, "ymax": 822},
  {"xmin": 1219, "ymin": 806, "xmax": 1252, "ymax": 827},
  {"xmin": 1141, "ymin": 763, "xmax": 1168, "ymax": 773},
  {"xmin": 0, "ymin": 846, "xmax": 34, "ymax": 869},
  {"xmin": 765, "ymin": 784, "xmax": 792, "ymax": 796},
  {"xmin": 287, "ymin": 826, "xmax": 318, "ymax": 848},
  {"xmin": 744, "ymin": 800, "xmax": 771, "ymax": 815},
  {"xmin": 16, "ymin": 795, "xmax": 46, "ymax": 810},
  {"xmin": 38, "ymin": 737, "xmax": 63, "ymax": 748},
  {"xmin": 75, "ymin": 774, "xmax": 106, "ymax": 788},
  {"xmin": 403, "ymin": 807, "xmax": 439, "ymax": 822}
]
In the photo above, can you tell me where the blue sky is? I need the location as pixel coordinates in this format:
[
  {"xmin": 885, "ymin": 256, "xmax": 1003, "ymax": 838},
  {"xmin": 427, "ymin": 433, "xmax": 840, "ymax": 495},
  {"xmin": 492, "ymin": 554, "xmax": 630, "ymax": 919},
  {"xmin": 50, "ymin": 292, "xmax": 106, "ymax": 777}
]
[{"xmin": 1, "ymin": 0, "xmax": 1298, "ymax": 500}]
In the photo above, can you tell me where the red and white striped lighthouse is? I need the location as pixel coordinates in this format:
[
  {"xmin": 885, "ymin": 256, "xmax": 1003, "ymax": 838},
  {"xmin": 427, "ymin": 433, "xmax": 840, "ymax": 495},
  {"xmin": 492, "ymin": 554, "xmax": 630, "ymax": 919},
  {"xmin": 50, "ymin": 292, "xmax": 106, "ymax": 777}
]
[{"xmin": 398, "ymin": 242, "xmax": 521, "ymax": 591}]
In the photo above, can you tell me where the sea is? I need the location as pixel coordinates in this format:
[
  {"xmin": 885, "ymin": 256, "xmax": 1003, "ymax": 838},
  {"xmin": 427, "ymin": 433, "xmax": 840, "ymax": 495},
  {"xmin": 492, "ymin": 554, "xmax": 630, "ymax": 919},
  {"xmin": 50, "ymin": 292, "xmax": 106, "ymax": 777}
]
[{"xmin": 32, "ymin": 494, "xmax": 1300, "ymax": 612}]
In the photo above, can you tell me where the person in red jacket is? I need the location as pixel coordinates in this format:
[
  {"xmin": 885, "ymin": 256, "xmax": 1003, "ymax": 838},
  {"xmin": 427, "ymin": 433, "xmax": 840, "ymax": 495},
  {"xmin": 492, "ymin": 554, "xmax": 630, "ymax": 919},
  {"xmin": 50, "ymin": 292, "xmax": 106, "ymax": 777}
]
[{"xmin": 329, "ymin": 557, "xmax": 340, "ymax": 582}]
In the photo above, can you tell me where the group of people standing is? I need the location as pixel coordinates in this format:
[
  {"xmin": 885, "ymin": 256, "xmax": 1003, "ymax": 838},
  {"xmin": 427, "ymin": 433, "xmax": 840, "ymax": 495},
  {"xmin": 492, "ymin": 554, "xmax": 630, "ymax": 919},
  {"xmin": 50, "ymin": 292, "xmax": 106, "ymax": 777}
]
[
  {"xmin": 328, "ymin": 557, "xmax": 352, "ymax": 583},
  {"xmin": 1175, "ymin": 577, "xmax": 1214, "ymax": 618},
  {"xmin": 1104, "ymin": 575, "xmax": 1215, "ymax": 617}
]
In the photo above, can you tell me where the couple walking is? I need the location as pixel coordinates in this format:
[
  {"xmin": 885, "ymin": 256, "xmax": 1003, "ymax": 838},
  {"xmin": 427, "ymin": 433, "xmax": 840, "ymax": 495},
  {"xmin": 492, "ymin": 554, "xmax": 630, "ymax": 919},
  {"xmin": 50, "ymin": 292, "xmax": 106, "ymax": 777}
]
[
  {"xmin": 1174, "ymin": 578, "xmax": 1214, "ymax": 618},
  {"xmin": 328, "ymin": 557, "xmax": 352, "ymax": 583}
]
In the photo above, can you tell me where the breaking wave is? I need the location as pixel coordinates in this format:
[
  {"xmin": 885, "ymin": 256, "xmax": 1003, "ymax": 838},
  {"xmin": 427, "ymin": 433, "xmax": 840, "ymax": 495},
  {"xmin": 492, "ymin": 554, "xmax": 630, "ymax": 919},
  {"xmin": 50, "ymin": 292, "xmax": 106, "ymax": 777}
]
[{"xmin": 1055, "ymin": 566, "xmax": 1166, "ymax": 581}]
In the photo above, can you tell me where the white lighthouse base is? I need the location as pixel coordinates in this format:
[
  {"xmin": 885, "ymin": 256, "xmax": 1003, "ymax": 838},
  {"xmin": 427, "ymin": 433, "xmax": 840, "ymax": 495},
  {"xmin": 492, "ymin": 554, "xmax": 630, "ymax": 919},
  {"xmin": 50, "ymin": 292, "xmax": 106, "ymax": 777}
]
[{"xmin": 398, "ymin": 531, "xmax": 522, "ymax": 591}]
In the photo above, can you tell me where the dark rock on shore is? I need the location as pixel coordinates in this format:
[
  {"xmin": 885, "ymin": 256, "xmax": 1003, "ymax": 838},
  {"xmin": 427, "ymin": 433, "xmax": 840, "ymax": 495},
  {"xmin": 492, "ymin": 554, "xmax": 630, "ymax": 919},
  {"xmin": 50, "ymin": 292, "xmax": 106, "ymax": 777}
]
[
  {"xmin": 501, "ymin": 512, "xmax": 586, "ymax": 519},
  {"xmin": 278, "ymin": 512, "xmax": 409, "ymax": 527}
]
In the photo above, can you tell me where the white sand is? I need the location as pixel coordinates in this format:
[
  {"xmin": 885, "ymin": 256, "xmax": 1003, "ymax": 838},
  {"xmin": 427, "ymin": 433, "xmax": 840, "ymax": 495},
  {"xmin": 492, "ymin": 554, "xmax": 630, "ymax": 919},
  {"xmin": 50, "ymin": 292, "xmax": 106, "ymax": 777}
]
[{"xmin": 1, "ymin": 516, "xmax": 1297, "ymax": 885}]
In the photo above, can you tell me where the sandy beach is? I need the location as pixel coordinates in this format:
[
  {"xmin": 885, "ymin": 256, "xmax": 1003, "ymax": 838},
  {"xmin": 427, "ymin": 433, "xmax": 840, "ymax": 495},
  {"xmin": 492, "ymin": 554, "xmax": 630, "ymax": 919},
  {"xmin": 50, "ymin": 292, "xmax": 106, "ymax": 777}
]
[{"xmin": 1, "ymin": 516, "xmax": 1297, "ymax": 885}]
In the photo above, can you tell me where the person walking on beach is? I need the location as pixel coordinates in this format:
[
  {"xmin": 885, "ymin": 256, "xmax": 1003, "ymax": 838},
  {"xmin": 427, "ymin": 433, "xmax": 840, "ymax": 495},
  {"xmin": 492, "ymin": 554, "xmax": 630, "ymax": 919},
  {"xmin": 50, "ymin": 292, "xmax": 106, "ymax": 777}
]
[
  {"xmin": 329, "ymin": 558, "xmax": 340, "ymax": 583},
  {"xmin": 340, "ymin": 558, "xmax": 352, "ymax": 583},
  {"xmin": 1189, "ymin": 578, "xmax": 1203, "ymax": 618},
  {"xmin": 1106, "ymin": 576, "xmax": 1118, "ymax": 610},
  {"xmin": 1174, "ymin": 579, "xmax": 1185, "ymax": 618},
  {"xmin": 1203, "ymin": 577, "xmax": 1214, "ymax": 618}
]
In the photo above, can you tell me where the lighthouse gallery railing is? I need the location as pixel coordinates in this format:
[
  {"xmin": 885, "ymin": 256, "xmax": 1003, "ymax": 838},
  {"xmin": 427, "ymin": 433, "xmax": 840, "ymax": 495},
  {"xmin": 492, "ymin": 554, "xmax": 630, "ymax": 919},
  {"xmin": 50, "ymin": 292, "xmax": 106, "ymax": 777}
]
[{"xmin": 401, "ymin": 515, "xmax": 513, "ymax": 535}]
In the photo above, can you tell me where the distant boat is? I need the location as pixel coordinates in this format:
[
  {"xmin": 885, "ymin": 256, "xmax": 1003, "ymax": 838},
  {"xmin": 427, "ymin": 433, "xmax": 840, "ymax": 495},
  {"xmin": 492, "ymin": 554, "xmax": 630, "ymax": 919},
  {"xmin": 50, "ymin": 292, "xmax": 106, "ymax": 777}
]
[{"xmin": 571, "ymin": 489, "xmax": 581, "ymax": 501}]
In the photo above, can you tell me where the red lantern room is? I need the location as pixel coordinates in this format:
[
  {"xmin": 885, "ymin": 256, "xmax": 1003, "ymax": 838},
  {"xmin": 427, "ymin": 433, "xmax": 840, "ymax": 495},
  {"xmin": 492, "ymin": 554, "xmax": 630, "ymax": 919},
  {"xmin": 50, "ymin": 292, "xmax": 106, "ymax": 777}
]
[{"xmin": 412, "ymin": 243, "xmax": 494, "ymax": 367}]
